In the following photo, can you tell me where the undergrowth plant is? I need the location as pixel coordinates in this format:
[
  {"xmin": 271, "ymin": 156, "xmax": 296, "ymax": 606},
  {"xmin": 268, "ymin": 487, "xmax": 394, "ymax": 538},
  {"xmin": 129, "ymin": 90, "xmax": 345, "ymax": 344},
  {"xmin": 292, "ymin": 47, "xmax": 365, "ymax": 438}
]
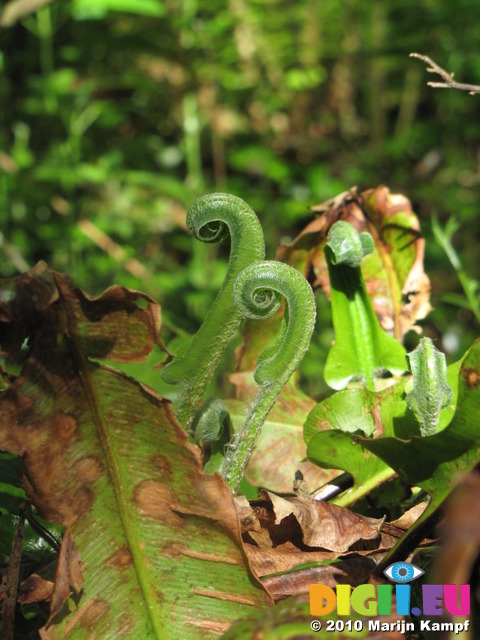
[
  {"xmin": 0, "ymin": 188, "xmax": 479, "ymax": 640},
  {"xmin": 160, "ymin": 193, "xmax": 265, "ymax": 431}
]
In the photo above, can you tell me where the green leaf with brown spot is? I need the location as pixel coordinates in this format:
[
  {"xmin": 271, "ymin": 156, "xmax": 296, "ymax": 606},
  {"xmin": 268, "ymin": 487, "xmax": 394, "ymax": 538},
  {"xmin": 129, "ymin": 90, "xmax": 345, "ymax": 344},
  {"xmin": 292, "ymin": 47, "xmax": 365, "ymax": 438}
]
[
  {"xmin": 0, "ymin": 263, "xmax": 271, "ymax": 639},
  {"xmin": 223, "ymin": 594, "xmax": 370, "ymax": 639}
]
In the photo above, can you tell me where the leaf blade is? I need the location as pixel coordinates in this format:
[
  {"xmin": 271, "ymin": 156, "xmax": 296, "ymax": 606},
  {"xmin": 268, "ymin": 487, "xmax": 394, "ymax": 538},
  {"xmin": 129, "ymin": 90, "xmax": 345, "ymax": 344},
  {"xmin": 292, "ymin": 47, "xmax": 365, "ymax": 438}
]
[{"xmin": 0, "ymin": 267, "xmax": 271, "ymax": 639}]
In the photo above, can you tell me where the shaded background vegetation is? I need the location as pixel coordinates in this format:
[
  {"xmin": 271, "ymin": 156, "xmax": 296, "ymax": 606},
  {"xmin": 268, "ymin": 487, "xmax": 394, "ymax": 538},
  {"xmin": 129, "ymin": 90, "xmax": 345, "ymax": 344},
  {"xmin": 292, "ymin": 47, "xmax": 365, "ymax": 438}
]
[{"xmin": 1, "ymin": 0, "xmax": 479, "ymax": 399}]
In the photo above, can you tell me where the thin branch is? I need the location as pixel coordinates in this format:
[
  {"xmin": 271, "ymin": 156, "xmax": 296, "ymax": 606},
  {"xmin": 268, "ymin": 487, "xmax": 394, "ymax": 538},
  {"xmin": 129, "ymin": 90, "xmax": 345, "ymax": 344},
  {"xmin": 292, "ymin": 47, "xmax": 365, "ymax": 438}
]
[{"xmin": 410, "ymin": 53, "xmax": 480, "ymax": 95}]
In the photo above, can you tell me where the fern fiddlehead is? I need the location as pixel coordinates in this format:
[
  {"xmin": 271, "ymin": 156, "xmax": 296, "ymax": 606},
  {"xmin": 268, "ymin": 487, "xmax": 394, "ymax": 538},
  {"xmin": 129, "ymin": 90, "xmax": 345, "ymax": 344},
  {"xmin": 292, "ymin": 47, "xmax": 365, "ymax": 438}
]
[
  {"xmin": 161, "ymin": 193, "xmax": 265, "ymax": 430},
  {"xmin": 323, "ymin": 220, "xmax": 407, "ymax": 391},
  {"xmin": 221, "ymin": 261, "xmax": 316, "ymax": 493}
]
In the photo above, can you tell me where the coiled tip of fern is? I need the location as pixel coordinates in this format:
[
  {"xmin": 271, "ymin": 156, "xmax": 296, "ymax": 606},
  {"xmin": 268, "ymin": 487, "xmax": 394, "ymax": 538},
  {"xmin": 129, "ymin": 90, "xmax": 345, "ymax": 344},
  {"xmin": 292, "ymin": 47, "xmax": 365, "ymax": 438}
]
[
  {"xmin": 326, "ymin": 220, "xmax": 374, "ymax": 268},
  {"xmin": 233, "ymin": 265, "xmax": 282, "ymax": 320},
  {"xmin": 233, "ymin": 260, "xmax": 316, "ymax": 387},
  {"xmin": 187, "ymin": 193, "xmax": 260, "ymax": 244}
]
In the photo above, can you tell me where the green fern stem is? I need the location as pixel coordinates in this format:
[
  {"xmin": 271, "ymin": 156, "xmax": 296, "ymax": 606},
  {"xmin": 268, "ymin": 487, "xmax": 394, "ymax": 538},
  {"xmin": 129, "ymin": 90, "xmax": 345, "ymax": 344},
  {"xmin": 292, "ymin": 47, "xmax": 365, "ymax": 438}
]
[
  {"xmin": 161, "ymin": 193, "xmax": 265, "ymax": 430},
  {"xmin": 221, "ymin": 261, "xmax": 316, "ymax": 493}
]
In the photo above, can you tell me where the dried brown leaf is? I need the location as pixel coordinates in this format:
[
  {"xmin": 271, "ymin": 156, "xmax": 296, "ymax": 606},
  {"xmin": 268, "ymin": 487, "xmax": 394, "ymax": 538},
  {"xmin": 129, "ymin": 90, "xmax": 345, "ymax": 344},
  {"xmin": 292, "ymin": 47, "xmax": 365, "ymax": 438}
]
[
  {"xmin": 0, "ymin": 262, "xmax": 59, "ymax": 360},
  {"xmin": 1, "ymin": 508, "xmax": 25, "ymax": 640},
  {"xmin": 262, "ymin": 556, "xmax": 376, "ymax": 599},
  {"xmin": 46, "ymin": 529, "xmax": 83, "ymax": 627},
  {"xmin": 243, "ymin": 541, "xmax": 336, "ymax": 577},
  {"xmin": 16, "ymin": 573, "xmax": 54, "ymax": 604},
  {"xmin": 236, "ymin": 491, "xmax": 407, "ymax": 582},
  {"xmin": 259, "ymin": 490, "xmax": 383, "ymax": 552},
  {"xmin": 390, "ymin": 502, "xmax": 428, "ymax": 530}
]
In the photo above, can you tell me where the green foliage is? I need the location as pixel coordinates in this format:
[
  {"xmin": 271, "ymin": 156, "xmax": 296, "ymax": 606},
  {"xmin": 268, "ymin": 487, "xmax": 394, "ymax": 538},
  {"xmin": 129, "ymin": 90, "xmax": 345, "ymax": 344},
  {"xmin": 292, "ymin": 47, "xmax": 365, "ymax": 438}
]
[
  {"xmin": 0, "ymin": 264, "xmax": 271, "ymax": 639},
  {"xmin": 305, "ymin": 350, "xmax": 465, "ymax": 503},
  {"xmin": 405, "ymin": 336, "xmax": 453, "ymax": 436},
  {"xmin": 160, "ymin": 193, "xmax": 265, "ymax": 430},
  {"xmin": 432, "ymin": 215, "xmax": 480, "ymax": 324},
  {"xmin": 2, "ymin": 1, "xmax": 480, "ymax": 636},
  {"xmin": 223, "ymin": 597, "xmax": 366, "ymax": 639},
  {"xmin": 1, "ymin": 0, "xmax": 479, "ymax": 365},
  {"xmin": 0, "ymin": 185, "xmax": 478, "ymax": 638},
  {"xmin": 221, "ymin": 260, "xmax": 316, "ymax": 492},
  {"xmin": 323, "ymin": 221, "xmax": 407, "ymax": 391},
  {"xmin": 191, "ymin": 398, "xmax": 233, "ymax": 475}
]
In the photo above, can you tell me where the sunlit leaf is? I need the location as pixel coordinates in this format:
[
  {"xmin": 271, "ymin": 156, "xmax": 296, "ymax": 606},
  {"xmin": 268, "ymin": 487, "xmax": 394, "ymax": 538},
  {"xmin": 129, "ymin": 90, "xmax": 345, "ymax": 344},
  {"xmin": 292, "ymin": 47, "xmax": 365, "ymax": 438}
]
[
  {"xmin": 0, "ymin": 264, "xmax": 271, "ymax": 638},
  {"xmin": 71, "ymin": 0, "xmax": 165, "ymax": 20},
  {"xmin": 306, "ymin": 354, "xmax": 464, "ymax": 507},
  {"xmin": 323, "ymin": 221, "xmax": 407, "ymax": 391},
  {"xmin": 277, "ymin": 186, "xmax": 431, "ymax": 341},
  {"xmin": 405, "ymin": 337, "xmax": 453, "ymax": 436}
]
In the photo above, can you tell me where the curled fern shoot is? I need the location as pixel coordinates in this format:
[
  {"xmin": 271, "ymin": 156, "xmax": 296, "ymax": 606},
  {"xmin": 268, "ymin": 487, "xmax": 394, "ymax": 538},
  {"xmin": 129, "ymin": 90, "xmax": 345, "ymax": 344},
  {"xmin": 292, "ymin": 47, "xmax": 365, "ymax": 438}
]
[
  {"xmin": 323, "ymin": 221, "xmax": 407, "ymax": 391},
  {"xmin": 221, "ymin": 261, "xmax": 316, "ymax": 493},
  {"xmin": 161, "ymin": 193, "xmax": 265, "ymax": 431}
]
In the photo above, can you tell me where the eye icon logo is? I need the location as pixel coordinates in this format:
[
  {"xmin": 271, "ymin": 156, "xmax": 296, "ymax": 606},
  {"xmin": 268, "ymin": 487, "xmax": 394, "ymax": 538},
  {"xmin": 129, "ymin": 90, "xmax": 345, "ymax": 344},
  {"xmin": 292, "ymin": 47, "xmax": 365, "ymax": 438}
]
[{"xmin": 384, "ymin": 562, "xmax": 424, "ymax": 583}]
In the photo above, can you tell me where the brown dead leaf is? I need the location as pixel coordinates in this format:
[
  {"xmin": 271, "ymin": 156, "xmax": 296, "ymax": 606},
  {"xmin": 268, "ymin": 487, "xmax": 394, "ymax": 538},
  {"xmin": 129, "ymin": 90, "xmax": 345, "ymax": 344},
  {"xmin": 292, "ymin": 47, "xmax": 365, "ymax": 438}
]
[
  {"xmin": 262, "ymin": 556, "xmax": 376, "ymax": 599},
  {"xmin": 277, "ymin": 186, "xmax": 431, "ymax": 340},
  {"xmin": 243, "ymin": 541, "xmax": 336, "ymax": 577},
  {"xmin": 16, "ymin": 573, "xmax": 54, "ymax": 604},
  {"xmin": 46, "ymin": 529, "xmax": 83, "ymax": 627},
  {"xmin": 0, "ymin": 262, "xmax": 167, "ymax": 365},
  {"xmin": 0, "ymin": 264, "xmax": 271, "ymax": 637},
  {"xmin": 56, "ymin": 277, "xmax": 166, "ymax": 362},
  {"xmin": 0, "ymin": 262, "xmax": 59, "ymax": 361},
  {"xmin": 235, "ymin": 491, "xmax": 406, "ymax": 581},
  {"xmin": 1, "ymin": 507, "xmax": 25, "ymax": 640},
  {"xmin": 390, "ymin": 502, "xmax": 428, "ymax": 530},
  {"xmin": 256, "ymin": 490, "xmax": 383, "ymax": 552}
]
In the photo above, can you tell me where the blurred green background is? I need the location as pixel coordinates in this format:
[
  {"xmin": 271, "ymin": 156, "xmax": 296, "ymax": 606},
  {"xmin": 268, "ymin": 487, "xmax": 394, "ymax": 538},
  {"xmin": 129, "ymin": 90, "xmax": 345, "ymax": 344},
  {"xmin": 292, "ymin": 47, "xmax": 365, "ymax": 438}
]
[{"xmin": 1, "ymin": 0, "xmax": 479, "ymax": 398}]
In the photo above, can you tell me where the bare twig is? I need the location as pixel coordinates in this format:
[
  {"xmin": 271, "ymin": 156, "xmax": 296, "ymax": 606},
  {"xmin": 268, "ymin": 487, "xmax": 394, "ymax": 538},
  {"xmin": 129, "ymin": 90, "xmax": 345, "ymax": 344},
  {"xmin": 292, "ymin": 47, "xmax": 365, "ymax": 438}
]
[{"xmin": 410, "ymin": 53, "xmax": 480, "ymax": 95}]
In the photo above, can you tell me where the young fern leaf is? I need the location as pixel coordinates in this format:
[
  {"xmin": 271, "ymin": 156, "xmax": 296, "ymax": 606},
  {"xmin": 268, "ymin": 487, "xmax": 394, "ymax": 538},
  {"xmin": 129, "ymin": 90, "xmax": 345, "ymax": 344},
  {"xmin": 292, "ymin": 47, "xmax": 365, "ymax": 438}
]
[
  {"xmin": 221, "ymin": 261, "xmax": 316, "ymax": 493},
  {"xmin": 406, "ymin": 336, "xmax": 453, "ymax": 436},
  {"xmin": 191, "ymin": 397, "xmax": 233, "ymax": 475},
  {"xmin": 161, "ymin": 193, "xmax": 265, "ymax": 430},
  {"xmin": 324, "ymin": 221, "xmax": 407, "ymax": 391}
]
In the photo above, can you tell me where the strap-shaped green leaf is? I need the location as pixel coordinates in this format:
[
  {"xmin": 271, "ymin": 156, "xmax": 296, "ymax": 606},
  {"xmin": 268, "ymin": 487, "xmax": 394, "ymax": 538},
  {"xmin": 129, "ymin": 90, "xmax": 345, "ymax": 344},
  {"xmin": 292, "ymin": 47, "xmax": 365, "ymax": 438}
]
[{"xmin": 323, "ymin": 221, "xmax": 407, "ymax": 391}]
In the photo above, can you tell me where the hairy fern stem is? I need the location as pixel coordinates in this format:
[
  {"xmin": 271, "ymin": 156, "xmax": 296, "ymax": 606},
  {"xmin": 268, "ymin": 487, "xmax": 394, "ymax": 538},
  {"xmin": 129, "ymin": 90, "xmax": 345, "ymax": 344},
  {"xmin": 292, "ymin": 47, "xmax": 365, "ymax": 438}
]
[
  {"xmin": 161, "ymin": 193, "xmax": 265, "ymax": 431},
  {"xmin": 221, "ymin": 261, "xmax": 316, "ymax": 493}
]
